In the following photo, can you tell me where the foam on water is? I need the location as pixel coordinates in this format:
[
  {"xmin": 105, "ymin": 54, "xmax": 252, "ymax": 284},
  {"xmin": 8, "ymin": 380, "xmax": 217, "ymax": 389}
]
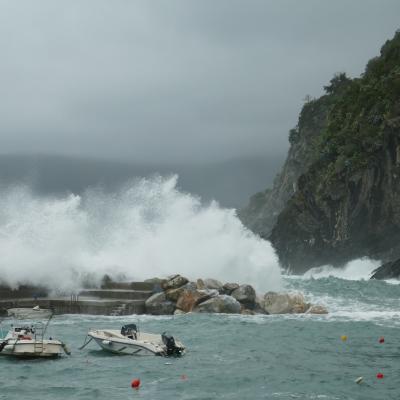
[
  {"xmin": 0, "ymin": 176, "xmax": 282, "ymax": 292},
  {"xmin": 302, "ymin": 258, "xmax": 380, "ymax": 280},
  {"xmin": 283, "ymin": 258, "xmax": 400, "ymax": 326}
]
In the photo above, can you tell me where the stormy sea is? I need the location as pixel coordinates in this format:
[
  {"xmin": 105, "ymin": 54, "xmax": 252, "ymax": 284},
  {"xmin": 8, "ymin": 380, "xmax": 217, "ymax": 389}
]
[{"xmin": 1, "ymin": 178, "xmax": 399, "ymax": 400}]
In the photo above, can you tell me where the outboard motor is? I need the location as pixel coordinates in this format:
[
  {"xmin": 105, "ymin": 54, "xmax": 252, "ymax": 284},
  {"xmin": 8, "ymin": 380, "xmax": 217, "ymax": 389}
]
[
  {"xmin": 0, "ymin": 340, "xmax": 7, "ymax": 352},
  {"xmin": 161, "ymin": 332, "xmax": 183, "ymax": 357}
]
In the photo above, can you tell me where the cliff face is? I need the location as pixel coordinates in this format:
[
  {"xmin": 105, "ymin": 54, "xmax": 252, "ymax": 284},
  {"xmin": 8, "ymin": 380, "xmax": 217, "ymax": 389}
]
[
  {"xmin": 270, "ymin": 129, "xmax": 400, "ymax": 272},
  {"xmin": 238, "ymin": 94, "xmax": 334, "ymax": 239},
  {"xmin": 241, "ymin": 31, "xmax": 400, "ymax": 272}
]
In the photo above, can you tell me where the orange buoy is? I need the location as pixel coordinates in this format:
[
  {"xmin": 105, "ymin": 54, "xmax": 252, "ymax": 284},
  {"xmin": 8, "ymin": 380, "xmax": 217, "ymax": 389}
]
[
  {"xmin": 379, "ymin": 337, "xmax": 385, "ymax": 344},
  {"xmin": 131, "ymin": 379, "xmax": 141, "ymax": 389},
  {"xmin": 376, "ymin": 373, "xmax": 384, "ymax": 379}
]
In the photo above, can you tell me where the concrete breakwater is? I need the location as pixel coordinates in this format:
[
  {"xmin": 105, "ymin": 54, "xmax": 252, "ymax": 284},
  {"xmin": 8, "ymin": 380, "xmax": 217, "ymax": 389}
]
[
  {"xmin": 0, "ymin": 282, "xmax": 156, "ymax": 317},
  {"xmin": 0, "ymin": 276, "xmax": 328, "ymax": 317}
]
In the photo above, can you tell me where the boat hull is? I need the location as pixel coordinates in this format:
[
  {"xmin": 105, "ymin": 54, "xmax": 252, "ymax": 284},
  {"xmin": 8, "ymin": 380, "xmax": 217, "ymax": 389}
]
[
  {"xmin": 0, "ymin": 340, "xmax": 64, "ymax": 358},
  {"xmin": 91, "ymin": 336, "xmax": 162, "ymax": 356},
  {"xmin": 87, "ymin": 329, "xmax": 185, "ymax": 357},
  {"xmin": 7, "ymin": 308, "xmax": 53, "ymax": 320}
]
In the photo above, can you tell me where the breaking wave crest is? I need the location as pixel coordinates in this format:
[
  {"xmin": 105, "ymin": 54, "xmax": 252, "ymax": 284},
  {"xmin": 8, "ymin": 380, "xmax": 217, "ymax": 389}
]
[
  {"xmin": 0, "ymin": 176, "xmax": 282, "ymax": 292},
  {"xmin": 302, "ymin": 258, "xmax": 380, "ymax": 281}
]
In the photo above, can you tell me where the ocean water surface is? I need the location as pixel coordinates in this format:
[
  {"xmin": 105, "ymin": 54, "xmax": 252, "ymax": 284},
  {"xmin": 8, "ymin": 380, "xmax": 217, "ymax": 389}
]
[{"xmin": 1, "ymin": 274, "xmax": 400, "ymax": 400}]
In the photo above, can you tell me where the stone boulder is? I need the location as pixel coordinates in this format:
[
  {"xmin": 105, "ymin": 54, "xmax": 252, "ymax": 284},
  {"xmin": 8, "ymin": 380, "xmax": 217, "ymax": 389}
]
[
  {"xmin": 262, "ymin": 292, "xmax": 309, "ymax": 314},
  {"xmin": 222, "ymin": 282, "xmax": 240, "ymax": 295},
  {"xmin": 161, "ymin": 275, "xmax": 189, "ymax": 291},
  {"xmin": 203, "ymin": 278, "xmax": 224, "ymax": 292},
  {"xmin": 306, "ymin": 305, "xmax": 328, "ymax": 314},
  {"xmin": 196, "ymin": 278, "xmax": 206, "ymax": 290},
  {"xmin": 254, "ymin": 295, "xmax": 268, "ymax": 314},
  {"xmin": 165, "ymin": 282, "xmax": 197, "ymax": 302},
  {"xmin": 194, "ymin": 295, "xmax": 241, "ymax": 314},
  {"xmin": 231, "ymin": 284, "xmax": 256, "ymax": 309},
  {"xmin": 165, "ymin": 286, "xmax": 186, "ymax": 302},
  {"xmin": 175, "ymin": 284, "xmax": 219, "ymax": 312},
  {"xmin": 370, "ymin": 259, "xmax": 400, "ymax": 280},
  {"xmin": 145, "ymin": 292, "xmax": 175, "ymax": 315}
]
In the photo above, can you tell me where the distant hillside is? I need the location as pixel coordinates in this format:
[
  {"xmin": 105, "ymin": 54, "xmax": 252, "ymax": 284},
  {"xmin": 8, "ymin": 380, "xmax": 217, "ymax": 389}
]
[
  {"xmin": 0, "ymin": 153, "xmax": 283, "ymax": 208},
  {"xmin": 241, "ymin": 30, "xmax": 400, "ymax": 272}
]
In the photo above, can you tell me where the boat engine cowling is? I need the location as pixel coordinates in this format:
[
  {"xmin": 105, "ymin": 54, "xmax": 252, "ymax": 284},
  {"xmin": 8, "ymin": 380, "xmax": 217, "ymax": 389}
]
[
  {"xmin": 0, "ymin": 341, "xmax": 7, "ymax": 352},
  {"xmin": 161, "ymin": 332, "xmax": 183, "ymax": 357}
]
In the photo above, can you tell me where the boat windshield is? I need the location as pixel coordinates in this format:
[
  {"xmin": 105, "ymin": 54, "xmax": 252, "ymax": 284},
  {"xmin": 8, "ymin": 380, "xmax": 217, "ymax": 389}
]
[{"xmin": 121, "ymin": 324, "xmax": 137, "ymax": 336}]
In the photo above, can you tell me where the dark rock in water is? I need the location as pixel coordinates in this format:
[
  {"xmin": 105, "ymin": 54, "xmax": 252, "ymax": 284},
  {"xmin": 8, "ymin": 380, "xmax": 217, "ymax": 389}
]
[
  {"xmin": 145, "ymin": 292, "xmax": 175, "ymax": 315},
  {"xmin": 370, "ymin": 259, "xmax": 400, "ymax": 280},
  {"xmin": 231, "ymin": 285, "xmax": 256, "ymax": 309},
  {"xmin": 194, "ymin": 295, "xmax": 241, "ymax": 314}
]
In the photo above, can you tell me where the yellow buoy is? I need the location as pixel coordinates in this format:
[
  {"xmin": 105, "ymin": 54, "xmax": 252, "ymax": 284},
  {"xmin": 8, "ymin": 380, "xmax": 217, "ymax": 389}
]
[{"xmin": 341, "ymin": 335, "xmax": 348, "ymax": 342}]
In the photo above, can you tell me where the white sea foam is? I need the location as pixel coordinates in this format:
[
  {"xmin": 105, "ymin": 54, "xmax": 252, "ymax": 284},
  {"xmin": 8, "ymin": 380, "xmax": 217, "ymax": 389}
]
[
  {"xmin": 0, "ymin": 176, "xmax": 282, "ymax": 292},
  {"xmin": 302, "ymin": 258, "xmax": 380, "ymax": 281}
]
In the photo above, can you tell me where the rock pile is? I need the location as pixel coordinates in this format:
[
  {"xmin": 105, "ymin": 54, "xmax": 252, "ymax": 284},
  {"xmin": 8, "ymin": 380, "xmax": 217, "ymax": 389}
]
[{"xmin": 144, "ymin": 275, "xmax": 328, "ymax": 315}]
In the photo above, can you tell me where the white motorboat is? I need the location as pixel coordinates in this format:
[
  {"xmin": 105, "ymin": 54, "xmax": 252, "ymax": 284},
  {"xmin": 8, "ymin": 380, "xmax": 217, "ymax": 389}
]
[
  {"xmin": 7, "ymin": 306, "xmax": 53, "ymax": 320},
  {"xmin": 0, "ymin": 323, "xmax": 70, "ymax": 358},
  {"xmin": 82, "ymin": 324, "xmax": 185, "ymax": 357}
]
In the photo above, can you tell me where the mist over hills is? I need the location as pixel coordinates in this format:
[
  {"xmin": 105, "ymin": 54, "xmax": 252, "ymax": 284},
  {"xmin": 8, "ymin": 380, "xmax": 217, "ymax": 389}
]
[{"xmin": 0, "ymin": 153, "xmax": 283, "ymax": 208}]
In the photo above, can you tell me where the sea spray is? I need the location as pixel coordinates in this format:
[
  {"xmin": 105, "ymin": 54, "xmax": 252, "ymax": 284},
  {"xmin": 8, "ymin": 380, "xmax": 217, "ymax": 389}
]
[
  {"xmin": 0, "ymin": 176, "xmax": 282, "ymax": 292},
  {"xmin": 302, "ymin": 258, "xmax": 380, "ymax": 281}
]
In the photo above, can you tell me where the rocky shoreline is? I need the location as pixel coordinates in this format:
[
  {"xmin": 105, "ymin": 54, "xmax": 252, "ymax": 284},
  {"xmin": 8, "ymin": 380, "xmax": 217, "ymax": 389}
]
[
  {"xmin": 143, "ymin": 275, "xmax": 328, "ymax": 315},
  {"xmin": 0, "ymin": 276, "xmax": 328, "ymax": 316}
]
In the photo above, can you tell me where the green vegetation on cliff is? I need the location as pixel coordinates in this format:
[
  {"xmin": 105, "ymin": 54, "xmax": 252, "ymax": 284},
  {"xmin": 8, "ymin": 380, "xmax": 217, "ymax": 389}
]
[{"xmin": 242, "ymin": 30, "xmax": 400, "ymax": 272}]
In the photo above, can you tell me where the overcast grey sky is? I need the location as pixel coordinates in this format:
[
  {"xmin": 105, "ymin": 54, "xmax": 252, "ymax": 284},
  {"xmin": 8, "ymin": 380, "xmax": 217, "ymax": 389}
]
[{"xmin": 0, "ymin": 0, "xmax": 399, "ymax": 164}]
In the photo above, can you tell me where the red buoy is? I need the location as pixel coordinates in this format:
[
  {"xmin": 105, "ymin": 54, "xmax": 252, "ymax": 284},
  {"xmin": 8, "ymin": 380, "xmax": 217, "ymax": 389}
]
[
  {"xmin": 376, "ymin": 373, "xmax": 384, "ymax": 379},
  {"xmin": 379, "ymin": 337, "xmax": 385, "ymax": 344},
  {"xmin": 181, "ymin": 374, "xmax": 188, "ymax": 380},
  {"xmin": 131, "ymin": 379, "xmax": 141, "ymax": 389}
]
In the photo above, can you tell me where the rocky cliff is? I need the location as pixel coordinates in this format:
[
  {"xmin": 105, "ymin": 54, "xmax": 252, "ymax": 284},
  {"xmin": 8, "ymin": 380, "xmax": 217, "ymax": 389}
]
[
  {"xmin": 238, "ymin": 90, "xmax": 336, "ymax": 239},
  {"xmin": 241, "ymin": 30, "xmax": 400, "ymax": 273}
]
